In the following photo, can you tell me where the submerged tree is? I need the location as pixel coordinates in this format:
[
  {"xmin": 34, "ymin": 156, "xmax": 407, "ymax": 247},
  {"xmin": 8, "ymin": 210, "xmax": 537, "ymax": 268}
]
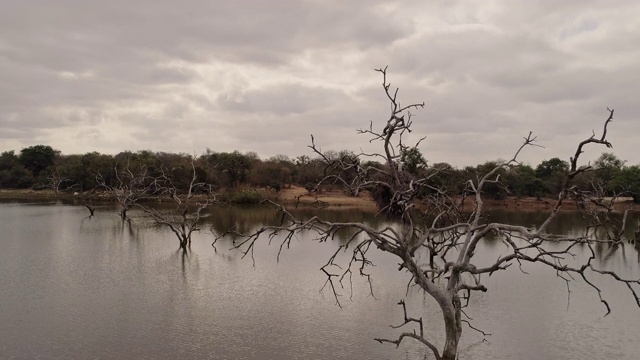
[
  {"xmin": 137, "ymin": 160, "xmax": 219, "ymax": 250},
  {"xmin": 96, "ymin": 162, "xmax": 151, "ymax": 220},
  {"xmin": 229, "ymin": 68, "xmax": 640, "ymax": 360}
]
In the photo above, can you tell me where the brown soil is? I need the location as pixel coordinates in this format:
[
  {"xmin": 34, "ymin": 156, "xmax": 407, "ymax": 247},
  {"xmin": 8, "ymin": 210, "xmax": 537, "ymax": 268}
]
[
  {"xmin": 460, "ymin": 196, "xmax": 638, "ymax": 212},
  {"xmin": 278, "ymin": 186, "xmax": 639, "ymax": 212},
  {"xmin": 277, "ymin": 185, "xmax": 376, "ymax": 208}
]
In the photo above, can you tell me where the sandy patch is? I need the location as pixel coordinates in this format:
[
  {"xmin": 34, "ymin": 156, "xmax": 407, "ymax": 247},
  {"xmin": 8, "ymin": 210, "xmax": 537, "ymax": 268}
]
[{"xmin": 277, "ymin": 185, "xmax": 376, "ymax": 208}]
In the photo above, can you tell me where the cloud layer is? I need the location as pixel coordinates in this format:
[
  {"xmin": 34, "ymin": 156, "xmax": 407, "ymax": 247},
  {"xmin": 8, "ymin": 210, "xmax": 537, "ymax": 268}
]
[{"xmin": 2, "ymin": 0, "xmax": 639, "ymax": 166}]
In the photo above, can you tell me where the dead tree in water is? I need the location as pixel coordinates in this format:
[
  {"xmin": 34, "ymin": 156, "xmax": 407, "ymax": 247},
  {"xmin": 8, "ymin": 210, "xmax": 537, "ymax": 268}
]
[
  {"xmin": 137, "ymin": 160, "xmax": 218, "ymax": 250},
  {"xmin": 228, "ymin": 68, "xmax": 640, "ymax": 360},
  {"xmin": 96, "ymin": 162, "xmax": 150, "ymax": 220},
  {"xmin": 83, "ymin": 198, "xmax": 96, "ymax": 216}
]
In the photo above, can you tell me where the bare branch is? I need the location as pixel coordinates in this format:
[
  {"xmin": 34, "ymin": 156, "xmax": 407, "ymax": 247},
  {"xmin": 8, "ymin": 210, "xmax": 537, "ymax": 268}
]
[
  {"xmin": 227, "ymin": 69, "xmax": 636, "ymax": 360},
  {"xmin": 137, "ymin": 159, "xmax": 220, "ymax": 250}
]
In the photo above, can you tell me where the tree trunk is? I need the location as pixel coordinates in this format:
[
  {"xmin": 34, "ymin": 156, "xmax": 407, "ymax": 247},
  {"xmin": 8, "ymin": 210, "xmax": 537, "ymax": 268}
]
[
  {"xmin": 441, "ymin": 294, "xmax": 462, "ymax": 360},
  {"xmin": 411, "ymin": 256, "xmax": 462, "ymax": 360},
  {"xmin": 179, "ymin": 234, "xmax": 189, "ymax": 250},
  {"xmin": 84, "ymin": 203, "xmax": 95, "ymax": 216}
]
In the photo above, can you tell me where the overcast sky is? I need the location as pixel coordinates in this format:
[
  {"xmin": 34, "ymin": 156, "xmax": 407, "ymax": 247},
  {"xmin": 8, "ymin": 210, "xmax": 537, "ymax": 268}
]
[{"xmin": 1, "ymin": 0, "xmax": 639, "ymax": 167}]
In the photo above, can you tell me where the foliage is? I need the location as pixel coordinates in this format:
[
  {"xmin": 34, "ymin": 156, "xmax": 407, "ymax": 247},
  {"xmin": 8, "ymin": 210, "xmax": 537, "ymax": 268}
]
[
  {"xmin": 249, "ymin": 161, "xmax": 289, "ymax": 191},
  {"xmin": 594, "ymin": 152, "xmax": 625, "ymax": 194},
  {"xmin": 610, "ymin": 165, "xmax": 640, "ymax": 202},
  {"xmin": 503, "ymin": 164, "xmax": 546, "ymax": 198},
  {"xmin": 400, "ymin": 147, "xmax": 427, "ymax": 175},
  {"xmin": 219, "ymin": 189, "xmax": 267, "ymax": 205},
  {"xmin": 19, "ymin": 145, "xmax": 58, "ymax": 177},
  {"xmin": 1, "ymin": 146, "xmax": 639, "ymax": 205},
  {"xmin": 0, "ymin": 151, "xmax": 32, "ymax": 188},
  {"xmin": 535, "ymin": 157, "xmax": 569, "ymax": 194},
  {"xmin": 206, "ymin": 151, "xmax": 253, "ymax": 188}
]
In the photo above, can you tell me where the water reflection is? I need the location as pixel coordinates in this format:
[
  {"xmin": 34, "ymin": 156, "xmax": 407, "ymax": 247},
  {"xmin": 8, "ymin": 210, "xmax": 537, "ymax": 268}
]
[
  {"xmin": 206, "ymin": 205, "xmax": 383, "ymax": 236},
  {"xmin": 0, "ymin": 202, "xmax": 639, "ymax": 360}
]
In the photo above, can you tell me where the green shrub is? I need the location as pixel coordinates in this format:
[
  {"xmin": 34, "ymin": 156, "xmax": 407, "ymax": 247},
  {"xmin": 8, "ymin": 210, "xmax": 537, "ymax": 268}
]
[{"xmin": 221, "ymin": 189, "xmax": 266, "ymax": 205}]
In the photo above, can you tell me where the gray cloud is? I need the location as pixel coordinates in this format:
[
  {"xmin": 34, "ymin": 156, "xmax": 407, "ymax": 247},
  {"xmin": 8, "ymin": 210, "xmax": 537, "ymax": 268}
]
[
  {"xmin": 1, "ymin": 0, "xmax": 640, "ymax": 167},
  {"xmin": 217, "ymin": 82, "xmax": 347, "ymax": 115}
]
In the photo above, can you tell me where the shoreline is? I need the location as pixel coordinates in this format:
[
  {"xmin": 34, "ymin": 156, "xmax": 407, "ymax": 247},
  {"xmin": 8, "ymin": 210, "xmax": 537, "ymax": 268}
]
[{"xmin": 2, "ymin": 187, "xmax": 637, "ymax": 212}]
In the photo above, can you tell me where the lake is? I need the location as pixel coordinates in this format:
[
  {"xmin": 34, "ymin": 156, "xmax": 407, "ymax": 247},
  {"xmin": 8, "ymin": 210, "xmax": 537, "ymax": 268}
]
[{"xmin": 1, "ymin": 201, "xmax": 639, "ymax": 359}]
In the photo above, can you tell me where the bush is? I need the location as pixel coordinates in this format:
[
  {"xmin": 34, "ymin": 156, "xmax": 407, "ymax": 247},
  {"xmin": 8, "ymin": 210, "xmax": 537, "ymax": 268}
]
[{"xmin": 220, "ymin": 190, "xmax": 266, "ymax": 205}]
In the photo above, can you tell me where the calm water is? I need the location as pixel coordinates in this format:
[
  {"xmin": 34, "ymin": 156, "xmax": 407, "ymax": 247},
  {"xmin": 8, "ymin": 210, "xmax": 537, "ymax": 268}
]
[{"xmin": 1, "ymin": 202, "xmax": 639, "ymax": 359}]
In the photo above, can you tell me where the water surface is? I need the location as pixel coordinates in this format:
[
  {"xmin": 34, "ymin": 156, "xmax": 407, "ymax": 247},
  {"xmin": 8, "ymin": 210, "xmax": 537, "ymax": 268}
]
[{"xmin": 1, "ymin": 202, "xmax": 639, "ymax": 359}]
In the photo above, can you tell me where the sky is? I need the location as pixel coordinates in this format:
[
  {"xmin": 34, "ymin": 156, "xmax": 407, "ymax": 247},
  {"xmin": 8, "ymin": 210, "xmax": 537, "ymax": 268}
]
[{"xmin": 1, "ymin": 0, "xmax": 639, "ymax": 167}]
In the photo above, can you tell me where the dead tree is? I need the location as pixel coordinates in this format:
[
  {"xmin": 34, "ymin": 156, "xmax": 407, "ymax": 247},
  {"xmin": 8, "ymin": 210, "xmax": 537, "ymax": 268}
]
[
  {"xmin": 77, "ymin": 186, "xmax": 99, "ymax": 217},
  {"xmin": 228, "ymin": 68, "xmax": 640, "ymax": 360},
  {"xmin": 82, "ymin": 196, "xmax": 96, "ymax": 216},
  {"xmin": 96, "ymin": 162, "xmax": 150, "ymax": 220},
  {"xmin": 137, "ymin": 160, "xmax": 218, "ymax": 250},
  {"xmin": 44, "ymin": 169, "xmax": 76, "ymax": 197}
]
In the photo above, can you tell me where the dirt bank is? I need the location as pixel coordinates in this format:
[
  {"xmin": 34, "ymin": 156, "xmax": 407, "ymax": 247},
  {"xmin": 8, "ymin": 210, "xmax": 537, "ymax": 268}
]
[
  {"xmin": 278, "ymin": 186, "xmax": 639, "ymax": 212},
  {"xmin": 2, "ymin": 187, "xmax": 637, "ymax": 212},
  {"xmin": 276, "ymin": 186, "xmax": 376, "ymax": 208},
  {"xmin": 0, "ymin": 189, "xmax": 66, "ymax": 199}
]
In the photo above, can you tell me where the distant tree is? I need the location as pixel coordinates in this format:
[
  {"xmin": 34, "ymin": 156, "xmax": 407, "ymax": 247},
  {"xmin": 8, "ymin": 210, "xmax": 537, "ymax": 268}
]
[
  {"xmin": 19, "ymin": 145, "xmax": 57, "ymax": 177},
  {"xmin": 269, "ymin": 155, "xmax": 295, "ymax": 189},
  {"xmin": 244, "ymin": 151, "xmax": 260, "ymax": 163},
  {"xmin": 293, "ymin": 156, "xmax": 325, "ymax": 191},
  {"xmin": 536, "ymin": 157, "xmax": 569, "ymax": 193},
  {"xmin": 536, "ymin": 157, "xmax": 569, "ymax": 179},
  {"xmin": 0, "ymin": 151, "xmax": 18, "ymax": 172},
  {"xmin": 249, "ymin": 160, "xmax": 291, "ymax": 191},
  {"xmin": 503, "ymin": 164, "xmax": 546, "ymax": 198},
  {"xmin": 294, "ymin": 155, "xmax": 311, "ymax": 167},
  {"xmin": 76, "ymin": 152, "xmax": 115, "ymax": 191},
  {"xmin": 472, "ymin": 161, "xmax": 507, "ymax": 199},
  {"xmin": 269, "ymin": 154, "xmax": 291, "ymax": 164},
  {"xmin": 0, "ymin": 151, "xmax": 33, "ymax": 188},
  {"xmin": 594, "ymin": 152, "xmax": 625, "ymax": 170},
  {"xmin": 207, "ymin": 151, "xmax": 253, "ymax": 188},
  {"xmin": 610, "ymin": 165, "xmax": 640, "ymax": 202},
  {"xmin": 155, "ymin": 152, "xmax": 206, "ymax": 191},
  {"xmin": 400, "ymin": 146, "xmax": 427, "ymax": 176},
  {"xmin": 424, "ymin": 162, "xmax": 465, "ymax": 196},
  {"xmin": 115, "ymin": 150, "xmax": 161, "ymax": 177},
  {"xmin": 594, "ymin": 152, "xmax": 626, "ymax": 194}
]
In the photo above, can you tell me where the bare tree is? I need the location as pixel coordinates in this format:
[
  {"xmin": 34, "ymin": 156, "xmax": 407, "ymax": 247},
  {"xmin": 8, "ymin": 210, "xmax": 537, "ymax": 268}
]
[
  {"xmin": 96, "ymin": 161, "xmax": 151, "ymax": 220},
  {"xmin": 228, "ymin": 68, "xmax": 640, "ymax": 360},
  {"xmin": 137, "ymin": 160, "xmax": 219, "ymax": 250},
  {"xmin": 44, "ymin": 168, "xmax": 76, "ymax": 197},
  {"xmin": 83, "ymin": 198, "xmax": 96, "ymax": 217}
]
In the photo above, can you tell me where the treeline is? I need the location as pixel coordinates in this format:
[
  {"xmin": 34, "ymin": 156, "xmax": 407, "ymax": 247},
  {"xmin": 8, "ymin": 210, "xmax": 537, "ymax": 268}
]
[
  {"xmin": 426, "ymin": 154, "xmax": 640, "ymax": 202},
  {"xmin": 0, "ymin": 145, "xmax": 330, "ymax": 194},
  {"xmin": 1, "ymin": 145, "xmax": 640, "ymax": 202}
]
